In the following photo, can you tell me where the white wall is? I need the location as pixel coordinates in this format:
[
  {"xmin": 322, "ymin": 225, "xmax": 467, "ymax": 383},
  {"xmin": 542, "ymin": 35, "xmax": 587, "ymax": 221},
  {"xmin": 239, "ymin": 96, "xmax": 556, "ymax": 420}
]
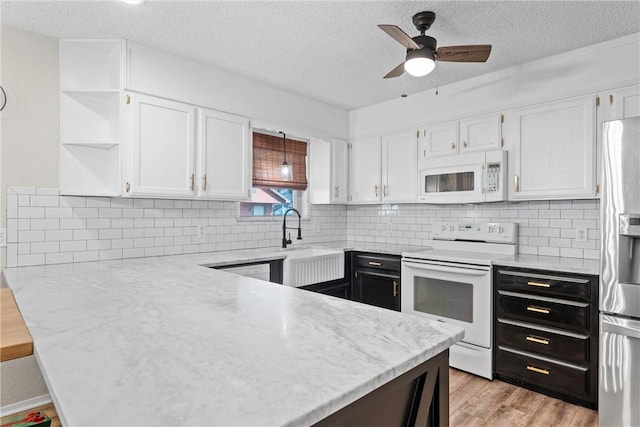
[
  {"xmin": 350, "ymin": 34, "xmax": 640, "ymax": 138},
  {"xmin": 1, "ymin": 26, "xmax": 60, "ymax": 270}
]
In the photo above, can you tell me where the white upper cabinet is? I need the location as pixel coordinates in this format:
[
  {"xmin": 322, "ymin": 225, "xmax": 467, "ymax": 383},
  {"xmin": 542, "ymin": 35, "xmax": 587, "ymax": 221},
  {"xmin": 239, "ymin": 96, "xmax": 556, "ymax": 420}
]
[
  {"xmin": 349, "ymin": 131, "xmax": 418, "ymax": 204},
  {"xmin": 418, "ymin": 113, "xmax": 502, "ymax": 164},
  {"xmin": 125, "ymin": 93, "xmax": 196, "ymax": 198},
  {"xmin": 197, "ymin": 108, "xmax": 251, "ymax": 200},
  {"xmin": 349, "ymin": 137, "xmax": 382, "ymax": 204},
  {"xmin": 381, "ymin": 130, "xmax": 418, "ymax": 203},
  {"xmin": 310, "ymin": 138, "xmax": 349, "ymax": 204},
  {"xmin": 505, "ymin": 94, "xmax": 597, "ymax": 200},
  {"xmin": 459, "ymin": 113, "xmax": 502, "ymax": 153},
  {"xmin": 419, "ymin": 121, "xmax": 458, "ymax": 159},
  {"xmin": 603, "ymin": 85, "xmax": 640, "ymax": 120}
]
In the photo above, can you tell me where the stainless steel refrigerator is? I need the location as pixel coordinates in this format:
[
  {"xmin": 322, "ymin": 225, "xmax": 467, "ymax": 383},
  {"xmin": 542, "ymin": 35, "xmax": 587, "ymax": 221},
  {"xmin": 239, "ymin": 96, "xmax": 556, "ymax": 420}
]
[{"xmin": 600, "ymin": 117, "xmax": 640, "ymax": 427}]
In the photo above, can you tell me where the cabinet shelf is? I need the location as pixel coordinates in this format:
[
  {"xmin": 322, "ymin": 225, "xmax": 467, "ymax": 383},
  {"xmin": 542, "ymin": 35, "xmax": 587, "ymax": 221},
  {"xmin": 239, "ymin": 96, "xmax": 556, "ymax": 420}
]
[{"xmin": 61, "ymin": 141, "xmax": 119, "ymax": 150}]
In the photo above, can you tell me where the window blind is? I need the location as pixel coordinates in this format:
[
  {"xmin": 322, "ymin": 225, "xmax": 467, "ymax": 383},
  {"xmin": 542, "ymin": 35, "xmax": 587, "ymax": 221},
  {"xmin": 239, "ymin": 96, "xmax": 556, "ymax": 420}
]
[{"xmin": 252, "ymin": 132, "xmax": 308, "ymax": 190}]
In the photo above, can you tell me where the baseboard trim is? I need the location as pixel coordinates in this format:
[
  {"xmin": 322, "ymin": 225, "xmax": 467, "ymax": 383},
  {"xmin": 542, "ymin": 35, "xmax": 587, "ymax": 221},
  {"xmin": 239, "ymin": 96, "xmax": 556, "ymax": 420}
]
[{"xmin": 0, "ymin": 394, "xmax": 51, "ymax": 417}]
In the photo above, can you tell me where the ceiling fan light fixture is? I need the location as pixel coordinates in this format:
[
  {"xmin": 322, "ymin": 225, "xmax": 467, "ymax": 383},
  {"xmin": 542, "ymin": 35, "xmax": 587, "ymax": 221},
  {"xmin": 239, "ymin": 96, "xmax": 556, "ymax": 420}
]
[{"xmin": 404, "ymin": 49, "xmax": 435, "ymax": 77}]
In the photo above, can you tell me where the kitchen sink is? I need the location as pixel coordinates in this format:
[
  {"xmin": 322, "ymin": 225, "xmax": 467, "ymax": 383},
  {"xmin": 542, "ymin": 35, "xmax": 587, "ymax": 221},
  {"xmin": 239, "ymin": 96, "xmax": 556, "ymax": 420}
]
[{"xmin": 282, "ymin": 247, "xmax": 345, "ymax": 287}]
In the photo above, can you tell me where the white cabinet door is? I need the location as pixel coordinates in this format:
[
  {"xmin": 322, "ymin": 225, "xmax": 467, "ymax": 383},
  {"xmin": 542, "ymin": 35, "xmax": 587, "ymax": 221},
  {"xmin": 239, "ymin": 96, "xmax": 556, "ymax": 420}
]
[
  {"xmin": 331, "ymin": 138, "xmax": 349, "ymax": 204},
  {"xmin": 608, "ymin": 85, "xmax": 640, "ymax": 119},
  {"xmin": 507, "ymin": 94, "xmax": 596, "ymax": 200},
  {"xmin": 349, "ymin": 137, "xmax": 381, "ymax": 203},
  {"xmin": 459, "ymin": 113, "xmax": 502, "ymax": 153},
  {"xmin": 382, "ymin": 130, "xmax": 417, "ymax": 203},
  {"xmin": 308, "ymin": 138, "xmax": 332, "ymax": 204},
  {"xmin": 419, "ymin": 121, "xmax": 458, "ymax": 160},
  {"xmin": 308, "ymin": 138, "xmax": 349, "ymax": 204},
  {"xmin": 197, "ymin": 108, "xmax": 251, "ymax": 200},
  {"xmin": 126, "ymin": 93, "xmax": 196, "ymax": 197}
]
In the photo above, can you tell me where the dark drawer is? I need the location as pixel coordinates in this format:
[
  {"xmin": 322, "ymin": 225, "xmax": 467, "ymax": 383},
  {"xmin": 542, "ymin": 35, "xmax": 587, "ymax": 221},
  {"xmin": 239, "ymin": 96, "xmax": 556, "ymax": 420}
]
[
  {"xmin": 496, "ymin": 347, "xmax": 591, "ymax": 399},
  {"xmin": 354, "ymin": 254, "xmax": 400, "ymax": 272},
  {"xmin": 496, "ymin": 319, "xmax": 590, "ymax": 364},
  {"xmin": 497, "ymin": 292, "xmax": 591, "ymax": 333},
  {"xmin": 496, "ymin": 269, "xmax": 593, "ymax": 301}
]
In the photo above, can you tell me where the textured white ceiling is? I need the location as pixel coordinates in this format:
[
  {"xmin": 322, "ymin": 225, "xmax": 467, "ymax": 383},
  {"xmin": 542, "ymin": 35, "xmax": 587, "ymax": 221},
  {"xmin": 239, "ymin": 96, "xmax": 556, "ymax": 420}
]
[{"xmin": 2, "ymin": 1, "xmax": 639, "ymax": 110}]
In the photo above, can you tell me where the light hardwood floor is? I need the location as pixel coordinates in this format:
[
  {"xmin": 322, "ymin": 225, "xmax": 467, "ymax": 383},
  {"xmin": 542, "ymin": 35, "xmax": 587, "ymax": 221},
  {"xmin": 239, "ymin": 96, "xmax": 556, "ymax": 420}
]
[
  {"xmin": 450, "ymin": 368, "xmax": 599, "ymax": 427},
  {"xmin": 3, "ymin": 370, "xmax": 598, "ymax": 427}
]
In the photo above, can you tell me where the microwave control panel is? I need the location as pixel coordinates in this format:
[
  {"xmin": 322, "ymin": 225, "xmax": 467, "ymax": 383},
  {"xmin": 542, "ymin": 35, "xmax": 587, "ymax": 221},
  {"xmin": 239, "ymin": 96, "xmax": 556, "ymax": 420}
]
[{"xmin": 486, "ymin": 164, "xmax": 501, "ymax": 193}]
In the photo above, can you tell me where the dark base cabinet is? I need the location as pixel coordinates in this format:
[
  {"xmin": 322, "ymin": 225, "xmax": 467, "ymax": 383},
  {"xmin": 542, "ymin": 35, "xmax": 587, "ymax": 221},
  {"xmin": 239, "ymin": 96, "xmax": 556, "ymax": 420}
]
[
  {"xmin": 313, "ymin": 350, "xmax": 450, "ymax": 427},
  {"xmin": 300, "ymin": 280, "xmax": 351, "ymax": 300},
  {"xmin": 351, "ymin": 253, "xmax": 401, "ymax": 311},
  {"xmin": 493, "ymin": 266, "xmax": 599, "ymax": 409}
]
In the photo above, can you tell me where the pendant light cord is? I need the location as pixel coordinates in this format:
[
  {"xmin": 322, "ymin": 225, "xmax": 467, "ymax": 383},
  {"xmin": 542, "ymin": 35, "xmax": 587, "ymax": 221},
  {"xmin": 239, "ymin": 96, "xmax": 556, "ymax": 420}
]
[{"xmin": 279, "ymin": 131, "xmax": 287, "ymax": 162}]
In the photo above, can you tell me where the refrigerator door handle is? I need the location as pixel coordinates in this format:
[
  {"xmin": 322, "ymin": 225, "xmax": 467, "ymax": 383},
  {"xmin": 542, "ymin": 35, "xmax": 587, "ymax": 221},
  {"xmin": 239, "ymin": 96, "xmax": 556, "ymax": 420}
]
[{"xmin": 601, "ymin": 315, "xmax": 640, "ymax": 339}]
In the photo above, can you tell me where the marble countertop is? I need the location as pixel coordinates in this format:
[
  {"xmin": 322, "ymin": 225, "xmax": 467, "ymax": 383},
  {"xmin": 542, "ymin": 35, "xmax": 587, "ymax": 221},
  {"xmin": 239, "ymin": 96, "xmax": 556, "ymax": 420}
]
[
  {"xmin": 4, "ymin": 246, "xmax": 461, "ymax": 426},
  {"xmin": 493, "ymin": 254, "xmax": 600, "ymax": 276}
]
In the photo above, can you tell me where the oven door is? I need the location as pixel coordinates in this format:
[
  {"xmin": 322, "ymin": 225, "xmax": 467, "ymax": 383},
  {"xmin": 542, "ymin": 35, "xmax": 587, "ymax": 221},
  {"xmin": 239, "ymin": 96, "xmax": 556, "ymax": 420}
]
[
  {"xmin": 419, "ymin": 163, "xmax": 485, "ymax": 204},
  {"xmin": 401, "ymin": 259, "xmax": 492, "ymax": 348}
]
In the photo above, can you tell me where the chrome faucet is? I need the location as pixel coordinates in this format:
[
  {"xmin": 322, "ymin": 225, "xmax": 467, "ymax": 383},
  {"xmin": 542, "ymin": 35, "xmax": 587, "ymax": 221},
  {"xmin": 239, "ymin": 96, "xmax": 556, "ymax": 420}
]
[{"xmin": 282, "ymin": 208, "xmax": 302, "ymax": 248}]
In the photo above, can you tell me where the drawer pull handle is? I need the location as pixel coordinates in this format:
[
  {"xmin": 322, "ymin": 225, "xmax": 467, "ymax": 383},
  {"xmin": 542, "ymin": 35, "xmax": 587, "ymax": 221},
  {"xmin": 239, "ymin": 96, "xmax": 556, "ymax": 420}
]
[
  {"xmin": 368, "ymin": 261, "xmax": 382, "ymax": 266},
  {"xmin": 393, "ymin": 281, "xmax": 398, "ymax": 297},
  {"xmin": 527, "ymin": 306, "xmax": 550, "ymax": 314},
  {"xmin": 526, "ymin": 336, "xmax": 550, "ymax": 345},
  {"xmin": 527, "ymin": 281, "xmax": 551, "ymax": 288},
  {"xmin": 526, "ymin": 365, "xmax": 550, "ymax": 375}
]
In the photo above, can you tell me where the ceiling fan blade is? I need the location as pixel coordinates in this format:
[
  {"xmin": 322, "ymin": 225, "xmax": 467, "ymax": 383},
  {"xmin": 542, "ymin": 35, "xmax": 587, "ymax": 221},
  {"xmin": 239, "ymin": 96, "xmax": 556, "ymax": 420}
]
[
  {"xmin": 383, "ymin": 62, "xmax": 405, "ymax": 79},
  {"xmin": 436, "ymin": 45, "xmax": 492, "ymax": 62},
  {"xmin": 378, "ymin": 24, "xmax": 421, "ymax": 50}
]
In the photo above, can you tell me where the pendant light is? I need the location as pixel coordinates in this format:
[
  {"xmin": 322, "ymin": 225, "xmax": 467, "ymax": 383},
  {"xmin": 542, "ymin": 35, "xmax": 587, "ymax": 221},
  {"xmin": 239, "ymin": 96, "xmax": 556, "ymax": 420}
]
[{"xmin": 279, "ymin": 131, "xmax": 292, "ymax": 181}]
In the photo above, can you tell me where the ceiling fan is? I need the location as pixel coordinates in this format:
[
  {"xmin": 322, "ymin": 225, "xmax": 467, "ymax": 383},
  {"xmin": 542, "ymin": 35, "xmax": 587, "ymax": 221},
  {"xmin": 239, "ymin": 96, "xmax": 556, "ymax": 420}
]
[{"xmin": 379, "ymin": 11, "xmax": 491, "ymax": 79}]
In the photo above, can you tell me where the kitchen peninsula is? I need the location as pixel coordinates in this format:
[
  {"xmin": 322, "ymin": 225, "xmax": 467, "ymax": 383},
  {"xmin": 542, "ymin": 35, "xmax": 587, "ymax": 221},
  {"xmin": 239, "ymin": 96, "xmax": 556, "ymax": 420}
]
[{"xmin": 3, "ymin": 248, "xmax": 463, "ymax": 426}]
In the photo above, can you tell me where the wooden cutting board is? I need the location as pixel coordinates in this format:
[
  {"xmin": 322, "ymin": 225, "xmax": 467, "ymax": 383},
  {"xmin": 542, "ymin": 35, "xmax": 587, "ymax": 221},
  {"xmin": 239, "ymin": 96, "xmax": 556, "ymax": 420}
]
[{"xmin": 0, "ymin": 288, "xmax": 33, "ymax": 362}]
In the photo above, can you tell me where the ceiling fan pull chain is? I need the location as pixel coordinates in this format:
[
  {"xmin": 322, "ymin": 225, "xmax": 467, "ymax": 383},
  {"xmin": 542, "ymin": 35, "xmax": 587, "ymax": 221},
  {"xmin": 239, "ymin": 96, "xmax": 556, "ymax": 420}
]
[{"xmin": 435, "ymin": 64, "xmax": 439, "ymax": 95}]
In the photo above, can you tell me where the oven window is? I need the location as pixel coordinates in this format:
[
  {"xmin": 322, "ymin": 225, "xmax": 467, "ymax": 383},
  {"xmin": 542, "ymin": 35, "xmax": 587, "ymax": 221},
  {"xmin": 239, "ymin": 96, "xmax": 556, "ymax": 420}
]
[
  {"xmin": 413, "ymin": 277, "xmax": 473, "ymax": 322},
  {"xmin": 425, "ymin": 171, "xmax": 475, "ymax": 193}
]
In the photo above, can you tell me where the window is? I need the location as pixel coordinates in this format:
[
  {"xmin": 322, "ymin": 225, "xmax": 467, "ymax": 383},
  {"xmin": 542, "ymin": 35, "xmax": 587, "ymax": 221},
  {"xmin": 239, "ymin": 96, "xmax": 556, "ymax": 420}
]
[{"xmin": 239, "ymin": 131, "xmax": 308, "ymax": 218}]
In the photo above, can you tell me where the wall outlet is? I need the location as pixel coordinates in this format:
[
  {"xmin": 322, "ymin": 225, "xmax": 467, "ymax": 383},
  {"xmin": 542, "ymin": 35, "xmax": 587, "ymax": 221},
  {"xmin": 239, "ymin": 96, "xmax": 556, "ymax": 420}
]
[
  {"xmin": 386, "ymin": 223, "xmax": 393, "ymax": 232},
  {"xmin": 197, "ymin": 225, "xmax": 207, "ymax": 237},
  {"xmin": 0, "ymin": 228, "xmax": 6, "ymax": 247},
  {"xmin": 576, "ymin": 227, "xmax": 588, "ymax": 242}
]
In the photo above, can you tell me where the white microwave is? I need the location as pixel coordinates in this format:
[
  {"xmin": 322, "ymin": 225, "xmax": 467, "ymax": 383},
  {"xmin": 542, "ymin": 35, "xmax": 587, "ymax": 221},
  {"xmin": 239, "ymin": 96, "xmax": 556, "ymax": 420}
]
[{"xmin": 418, "ymin": 150, "xmax": 507, "ymax": 204}]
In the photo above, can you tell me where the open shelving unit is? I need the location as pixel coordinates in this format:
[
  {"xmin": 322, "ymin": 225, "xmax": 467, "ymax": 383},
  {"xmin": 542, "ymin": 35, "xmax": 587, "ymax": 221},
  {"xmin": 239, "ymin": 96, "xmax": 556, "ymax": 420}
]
[{"xmin": 60, "ymin": 39, "xmax": 124, "ymax": 196}]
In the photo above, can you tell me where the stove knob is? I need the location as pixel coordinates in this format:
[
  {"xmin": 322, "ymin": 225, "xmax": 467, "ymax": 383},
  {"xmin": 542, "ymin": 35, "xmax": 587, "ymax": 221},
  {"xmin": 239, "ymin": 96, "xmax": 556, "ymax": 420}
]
[
  {"xmin": 440, "ymin": 225, "xmax": 446, "ymax": 231},
  {"xmin": 498, "ymin": 227, "xmax": 504, "ymax": 233},
  {"xmin": 449, "ymin": 225, "xmax": 455, "ymax": 231},
  {"xmin": 488, "ymin": 226, "xmax": 494, "ymax": 233}
]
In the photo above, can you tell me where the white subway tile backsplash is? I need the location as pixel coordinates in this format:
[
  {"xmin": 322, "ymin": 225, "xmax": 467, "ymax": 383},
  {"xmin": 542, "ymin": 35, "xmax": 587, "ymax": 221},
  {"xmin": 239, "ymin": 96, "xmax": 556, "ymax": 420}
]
[
  {"xmin": 6, "ymin": 186, "xmax": 599, "ymax": 267},
  {"xmin": 19, "ymin": 230, "xmax": 45, "ymax": 242}
]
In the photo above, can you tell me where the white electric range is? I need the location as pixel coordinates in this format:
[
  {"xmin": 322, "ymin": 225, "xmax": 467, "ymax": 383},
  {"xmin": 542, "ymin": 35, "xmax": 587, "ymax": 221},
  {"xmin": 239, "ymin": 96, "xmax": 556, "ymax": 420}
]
[{"xmin": 401, "ymin": 222, "xmax": 518, "ymax": 379}]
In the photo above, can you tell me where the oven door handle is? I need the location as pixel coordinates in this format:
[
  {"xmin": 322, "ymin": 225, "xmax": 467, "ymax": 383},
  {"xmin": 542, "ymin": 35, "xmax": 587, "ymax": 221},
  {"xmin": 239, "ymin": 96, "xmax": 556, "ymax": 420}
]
[{"xmin": 402, "ymin": 261, "xmax": 490, "ymax": 276}]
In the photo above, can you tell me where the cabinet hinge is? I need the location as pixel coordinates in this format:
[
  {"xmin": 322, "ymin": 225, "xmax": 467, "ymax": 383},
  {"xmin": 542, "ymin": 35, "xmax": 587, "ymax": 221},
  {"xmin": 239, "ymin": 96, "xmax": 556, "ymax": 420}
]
[
  {"xmin": 125, "ymin": 94, "xmax": 130, "ymax": 105},
  {"xmin": 501, "ymin": 138, "xmax": 504, "ymax": 147},
  {"xmin": 348, "ymin": 143, "xmax": 352, "ymax": 149},
  {"xmin": 500, "ymin": 114, "xmax": 504, "ymax": 123},
  {"xmin": 349, "ymin": 195, "xmax": 353, "ymax": 202},
  {"xmin": 609, "ymin": 94, "xmax": 614, "ymax": 105},
  {"xmin": 596, "ymin": 184, "xmax": 600, "ymax": 195},
  {"xmin": 125, "ymin": 182, "xmax": 130, "ymax": 193},
  {"xmin": 596, "ymin": 96, "xmax": 600, "ymax": 107},
  {"xmin": 416, "ymin": 130, "xmax": 420, "ymax": 138}
]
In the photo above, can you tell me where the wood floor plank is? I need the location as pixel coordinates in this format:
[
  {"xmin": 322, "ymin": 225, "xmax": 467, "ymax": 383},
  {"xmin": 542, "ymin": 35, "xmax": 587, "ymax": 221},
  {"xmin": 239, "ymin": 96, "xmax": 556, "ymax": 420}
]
[
  {"xmin": 524, "ymin": 395, "xmax": 578, "ymax": 426},
  {"xmin": 502, "ymin": 384, "xmax": 547, "ymax": 415},
  {"xmin": 449, "ymin": 368, "xmax": 490, "ymax": 413},
  {"xmin": 483, "ymin": 404, "xmax": 529, "ymax": 427},
  {"xmin": 451, "ymin": 410, "xmax": 486, "ymax": 427},
  {"xmin": 569, "ymin": 405, "xmax": 599, "ymax": 427},
  {"xmin": 459, "ymin": 380, "xmax": 519, "ymax": 421},
  {"xmin": 449, "ymin": 369, "xmax": 598, "ymax": 427}
]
